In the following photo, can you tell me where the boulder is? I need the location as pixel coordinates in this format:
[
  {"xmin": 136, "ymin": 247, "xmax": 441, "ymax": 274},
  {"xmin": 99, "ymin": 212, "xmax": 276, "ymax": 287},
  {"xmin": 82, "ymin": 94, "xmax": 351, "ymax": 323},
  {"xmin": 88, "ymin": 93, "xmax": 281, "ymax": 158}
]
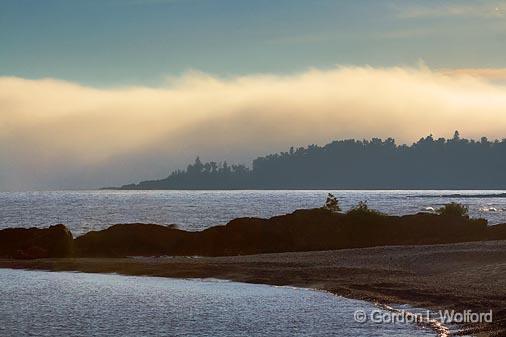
[{"xmin": 0, "ymin": 224, "xmax": 73, "ymax": 259}]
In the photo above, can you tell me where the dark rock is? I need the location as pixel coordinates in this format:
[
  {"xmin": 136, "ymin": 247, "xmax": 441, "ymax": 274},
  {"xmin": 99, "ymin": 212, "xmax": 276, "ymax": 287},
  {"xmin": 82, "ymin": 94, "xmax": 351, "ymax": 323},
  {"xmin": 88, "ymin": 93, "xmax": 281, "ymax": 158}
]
[
  {"xmin": 74, "ymin": 208, "xmax": 493, "ymax": 258},
  {"xmin": 486, "ymin": 223, "xmax": 506, "ymax": 241},
  {"xmin": 14, "ymin": 246, "xmax": 49, "ymax": 260},
  {"xmin": 0, "ymin": 224, "xmax": 73, "ymax": 259},
  {"xmin": 4, "ymin": 209, "xmax": 503, "ymax": 259},
  {"xmin": 74, "ymin": 223, "xmax": 194, "ymax": 257}
]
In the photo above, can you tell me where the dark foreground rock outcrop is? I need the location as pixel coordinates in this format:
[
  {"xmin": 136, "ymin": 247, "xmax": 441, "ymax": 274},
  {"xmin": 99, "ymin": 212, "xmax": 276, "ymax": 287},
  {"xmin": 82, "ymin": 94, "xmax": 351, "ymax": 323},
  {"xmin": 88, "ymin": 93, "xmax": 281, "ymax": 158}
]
[
  {"xmin": 73, "ymin": 209, "xmax": 506, "ymax": 257},
  {"xmin": 3, "ymin": 209, "xmax": 506, "ymax": 259},
  {"xmin": 0, "ymin": 224, "xmax": 73, "ymax": 259}
]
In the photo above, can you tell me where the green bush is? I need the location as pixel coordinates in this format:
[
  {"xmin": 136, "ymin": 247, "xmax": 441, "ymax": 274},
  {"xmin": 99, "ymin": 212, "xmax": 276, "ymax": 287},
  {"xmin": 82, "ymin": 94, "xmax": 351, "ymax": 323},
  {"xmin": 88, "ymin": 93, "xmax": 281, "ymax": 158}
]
[
  {"xmin": 346, "ymin": 201, "xmax": 385, "ymax": 217},
  {"xmin": 436, "ymin": 202, "xmax": 469, "ymax": 217},
  {"xmin": 323, "ymin": 193, "xmax": 341, "ymax": 212}
]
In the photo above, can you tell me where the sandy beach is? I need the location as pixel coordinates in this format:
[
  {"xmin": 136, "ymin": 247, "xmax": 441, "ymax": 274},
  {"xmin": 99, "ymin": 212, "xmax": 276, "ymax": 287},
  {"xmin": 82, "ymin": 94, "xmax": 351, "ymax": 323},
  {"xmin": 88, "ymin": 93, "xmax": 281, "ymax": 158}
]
[{"xmin": 1, "ymin": 240, "xmax": 505, "ymax": 336}]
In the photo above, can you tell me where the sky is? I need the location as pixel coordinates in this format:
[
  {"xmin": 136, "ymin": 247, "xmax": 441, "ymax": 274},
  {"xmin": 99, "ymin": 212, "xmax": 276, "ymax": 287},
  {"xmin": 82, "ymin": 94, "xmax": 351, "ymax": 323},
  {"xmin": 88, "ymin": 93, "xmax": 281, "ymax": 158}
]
[{"xmin": 1, "ymin": 0, "xmax": 506, "ymax": 190}]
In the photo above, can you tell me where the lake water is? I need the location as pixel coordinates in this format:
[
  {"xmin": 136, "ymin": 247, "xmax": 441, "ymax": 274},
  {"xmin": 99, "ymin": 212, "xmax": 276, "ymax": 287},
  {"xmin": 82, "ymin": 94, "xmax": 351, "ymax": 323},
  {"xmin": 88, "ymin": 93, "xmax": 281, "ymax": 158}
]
[
  {"xmin": 0, "ymin": 269, "xmax": 437, "ymax": 337},
  {"xmin": 1, "ymin": 190, "xmax": 505, "ymax": 236}
]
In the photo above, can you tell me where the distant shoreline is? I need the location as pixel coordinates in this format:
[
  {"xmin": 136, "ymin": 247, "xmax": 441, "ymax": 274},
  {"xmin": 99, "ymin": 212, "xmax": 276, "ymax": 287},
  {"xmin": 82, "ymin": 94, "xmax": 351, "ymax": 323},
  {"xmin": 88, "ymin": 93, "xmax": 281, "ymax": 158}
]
[
  {"xmin": 107, "ymin": 134, "xmax": 506, "ymax": 191},
  {"xmin": 105, "ymin": 186, "xmax": 506, "ymax": 191},
  {"xmin": 1, "ymin": 241, "xmax": 505, "ymax": 336},
  {"xmin": 100, "ymin": 188, "xmax": 506, "ymax": 198}
]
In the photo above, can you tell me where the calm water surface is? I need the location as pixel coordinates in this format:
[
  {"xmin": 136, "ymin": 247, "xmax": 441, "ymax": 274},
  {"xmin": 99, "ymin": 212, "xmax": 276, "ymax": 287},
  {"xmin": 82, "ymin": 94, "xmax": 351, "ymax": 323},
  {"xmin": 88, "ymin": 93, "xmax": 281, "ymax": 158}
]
[
  {"xmin": 0, "ymin": 269, "xmax": 436, "ymax": 337},
  {"xmin": 1, "ymin": 190, "xmax": 505, "ymax": 235}
]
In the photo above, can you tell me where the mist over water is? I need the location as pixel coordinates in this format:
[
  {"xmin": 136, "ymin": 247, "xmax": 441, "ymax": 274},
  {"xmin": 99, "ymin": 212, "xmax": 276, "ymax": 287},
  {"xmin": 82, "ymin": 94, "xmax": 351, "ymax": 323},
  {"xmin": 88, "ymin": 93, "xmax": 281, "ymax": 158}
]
[{"xmin": 0, "ymin": 190, "xmax": 505, "ymax": 236}]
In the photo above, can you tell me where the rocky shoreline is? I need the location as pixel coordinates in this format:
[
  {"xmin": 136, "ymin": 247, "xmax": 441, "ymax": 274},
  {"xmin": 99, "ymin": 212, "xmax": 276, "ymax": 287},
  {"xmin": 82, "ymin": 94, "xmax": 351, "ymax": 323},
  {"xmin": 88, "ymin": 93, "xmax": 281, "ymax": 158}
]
[
  {"xmin": 1, "ymin": 208, "xmax": 505, "ymax": 259},
  {"xmin": 1, "ymin": 208, "xmax": 506, "ymax": 335}
]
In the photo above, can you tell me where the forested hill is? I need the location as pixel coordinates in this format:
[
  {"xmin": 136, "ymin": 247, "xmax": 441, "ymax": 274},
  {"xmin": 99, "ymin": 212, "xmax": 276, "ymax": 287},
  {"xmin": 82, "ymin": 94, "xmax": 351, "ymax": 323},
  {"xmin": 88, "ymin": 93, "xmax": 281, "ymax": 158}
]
[{"xmin": 114, "ymin": 132, "xmax": 506, "ymax": 190}]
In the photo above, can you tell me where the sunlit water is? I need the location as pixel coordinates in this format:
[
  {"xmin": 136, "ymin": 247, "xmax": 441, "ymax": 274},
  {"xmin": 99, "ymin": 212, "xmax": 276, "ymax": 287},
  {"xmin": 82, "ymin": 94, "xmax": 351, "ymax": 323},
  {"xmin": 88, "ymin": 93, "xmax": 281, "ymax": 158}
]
[
  {"xmin": 1, "ymin": 190, "xmax": 505, "ymax": 236},
  {"xmin": 0, "ymin": 269, "xmax": 437, "ymax": 337}
]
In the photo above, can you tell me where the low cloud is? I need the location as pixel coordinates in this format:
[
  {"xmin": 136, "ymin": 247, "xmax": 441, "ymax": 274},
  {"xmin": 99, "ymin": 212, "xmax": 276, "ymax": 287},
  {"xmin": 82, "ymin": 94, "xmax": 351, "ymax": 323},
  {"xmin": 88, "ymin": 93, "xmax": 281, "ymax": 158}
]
[
  {"xmin": 394, "ymin": 1, "xmax": 506, "ymax": 18},
  {"xmin": 2, "ymin": 66, "xmax": 506, "ymax": 190},
  {"xmin": 440, "ymin": 68, "xmax": 506, "ymax": 83}
]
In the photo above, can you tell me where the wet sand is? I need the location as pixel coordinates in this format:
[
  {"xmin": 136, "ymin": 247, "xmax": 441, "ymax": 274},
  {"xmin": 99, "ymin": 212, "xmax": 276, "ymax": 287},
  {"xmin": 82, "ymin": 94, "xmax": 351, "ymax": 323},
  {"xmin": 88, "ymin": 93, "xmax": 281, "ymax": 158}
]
[{"xmin": 1, "ymin": 240, "xmax": 505, "ymax": 336}]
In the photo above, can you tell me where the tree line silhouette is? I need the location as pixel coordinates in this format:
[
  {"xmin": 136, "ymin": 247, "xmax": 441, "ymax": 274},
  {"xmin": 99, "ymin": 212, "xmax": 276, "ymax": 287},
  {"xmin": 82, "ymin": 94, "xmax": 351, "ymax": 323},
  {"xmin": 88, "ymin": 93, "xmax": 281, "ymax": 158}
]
[{"xmin": 119, "ymin": 131, "xmax": 506, "ymax": 189}]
